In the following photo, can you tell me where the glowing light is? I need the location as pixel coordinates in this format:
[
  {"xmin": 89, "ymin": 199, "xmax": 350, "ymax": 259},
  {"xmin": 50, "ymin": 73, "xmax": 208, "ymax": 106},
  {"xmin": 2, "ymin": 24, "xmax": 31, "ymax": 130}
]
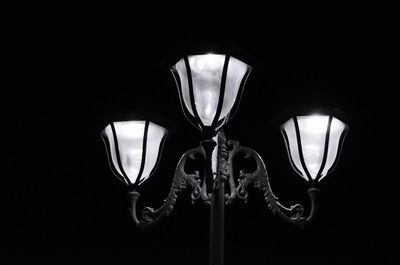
[
  {"xmin": 172, "ymin": 53, "xmax": 250, "ymax": 130},
  {"xmin": 299, "ymin": 115, "xmax": 329, "ymax": 134},
  {"xmin": 190, "ymin": 54, "xmax": 224, "ymax": 72},
  {"xmin": 281, "ymin": 114, "xmax": 348, "ymax": 182},
  {"xmin": 116, "ymin": 121, "xmax": 145, "ymax": 138}
]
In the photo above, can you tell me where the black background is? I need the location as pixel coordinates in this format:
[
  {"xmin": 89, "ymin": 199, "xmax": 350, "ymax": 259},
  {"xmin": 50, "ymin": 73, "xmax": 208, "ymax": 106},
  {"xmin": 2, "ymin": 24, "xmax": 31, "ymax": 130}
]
[{"xmin": 4, "ymin": 8, "xmax": 397, "ymax": 265}]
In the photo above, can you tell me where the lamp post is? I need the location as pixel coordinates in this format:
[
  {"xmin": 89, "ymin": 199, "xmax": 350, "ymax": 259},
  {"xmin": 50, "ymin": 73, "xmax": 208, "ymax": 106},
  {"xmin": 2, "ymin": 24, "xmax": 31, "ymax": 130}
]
[{"xmin": 101, "ymin": 53, "xmax": 349, "ymax": 265}]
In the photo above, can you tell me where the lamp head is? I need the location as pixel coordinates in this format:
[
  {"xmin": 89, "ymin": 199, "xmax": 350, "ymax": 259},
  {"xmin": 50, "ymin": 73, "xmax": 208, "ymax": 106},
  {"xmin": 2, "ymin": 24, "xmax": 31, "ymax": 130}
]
[
  {"xmin": 281, "ymin": 110, "xmax": 349, "ymax": 183},
  {"xmin": 171, "ymin": 53, "xmax": 252, "ymax": 135},
  {"xmin": 101, "ymin": 120, "xmax": 168, "ymax": 186}
]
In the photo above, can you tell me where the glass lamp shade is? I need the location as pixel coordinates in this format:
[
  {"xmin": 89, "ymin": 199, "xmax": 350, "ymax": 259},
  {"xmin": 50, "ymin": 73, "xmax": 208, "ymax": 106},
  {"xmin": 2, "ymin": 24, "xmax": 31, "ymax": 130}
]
[
  {"xmin": 101, "ymin": 120, "xmax": 167, "ymax": 186},
  {"xmin": 281, "ymin": 115, "xmax": 348, "ymax": 182},
  {"xmin": 171, "ymin": 54, "xmax": 252, "ymax": 133}
]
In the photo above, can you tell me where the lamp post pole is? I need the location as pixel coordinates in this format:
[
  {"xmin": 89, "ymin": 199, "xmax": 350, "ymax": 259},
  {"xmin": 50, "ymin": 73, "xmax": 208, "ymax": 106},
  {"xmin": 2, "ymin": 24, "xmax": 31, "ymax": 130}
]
[
  {"xmin": 202, "ymin": 131, "xmax": 228, "ymax": 265},
  {"xmin": 209, "ymin": 175, "xmax": 225, "ymax": 265}
]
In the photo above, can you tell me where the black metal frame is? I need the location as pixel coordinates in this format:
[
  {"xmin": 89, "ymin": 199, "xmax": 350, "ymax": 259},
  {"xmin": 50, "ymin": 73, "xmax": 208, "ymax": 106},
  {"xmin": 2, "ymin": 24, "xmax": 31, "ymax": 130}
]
[
  {"xmin": 170, "ymin": 54, "xmax": 252, "ymax": 135},
  {"xmin": 293, "ymin": 116, "xmax": 314, "ymax": 181},
  {"xmin": 101, "ymin": 130, "xmax": 130, "ymax": 185},
  {"xmin": 326, "ymin": 122, "xmax": 349, "ymax": 177},
  {"xmin": 281, "ymin": 129, "xmax": 304, "ymax": 178}
]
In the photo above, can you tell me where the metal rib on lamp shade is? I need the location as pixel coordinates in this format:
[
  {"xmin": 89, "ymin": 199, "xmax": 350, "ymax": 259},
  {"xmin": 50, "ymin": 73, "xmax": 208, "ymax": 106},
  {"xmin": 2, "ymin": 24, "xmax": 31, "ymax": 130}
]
[
  {"xmin": 101, "ymin": 120, "xmax": 167, "ymax": 186},
  {"xmin": 281, "ymin": 115, "xmax": 349, "ymax": 182},
  {"xmin": 171, "ymin": 54, "xmax": 252, "ymax": 133}
]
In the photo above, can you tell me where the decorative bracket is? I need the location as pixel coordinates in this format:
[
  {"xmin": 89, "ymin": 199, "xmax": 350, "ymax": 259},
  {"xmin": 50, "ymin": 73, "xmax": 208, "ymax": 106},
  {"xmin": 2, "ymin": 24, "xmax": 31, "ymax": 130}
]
[
  {"xmin": 129, "ymin": 145, "xmax": 206, "ymax": 229},
  {"xmin": 227, "ymin": 140, "xmax": 319, "ymax": 226},
  {"xmin": 128, "ymin": 133, "xmax": 319, "ymax": 229}
]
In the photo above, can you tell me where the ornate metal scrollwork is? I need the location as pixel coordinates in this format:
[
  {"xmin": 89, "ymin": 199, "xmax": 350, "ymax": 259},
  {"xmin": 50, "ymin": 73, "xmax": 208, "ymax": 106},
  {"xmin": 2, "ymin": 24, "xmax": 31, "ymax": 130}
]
[
  {"xmin": 227, "ymin": 140, "xmax": 316, "ymax": 226},
  {"xmin": 129, "ymin": 131, "xmax": 319, "ymax": 229},
  {"xmin": 129, "ymin": 145, "xmax": 207, "ymax": 229}
]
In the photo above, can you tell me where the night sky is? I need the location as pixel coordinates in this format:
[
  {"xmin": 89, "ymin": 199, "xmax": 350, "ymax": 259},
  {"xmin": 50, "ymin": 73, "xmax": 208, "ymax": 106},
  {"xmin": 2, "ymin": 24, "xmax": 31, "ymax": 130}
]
[{"xmin": 5, "ymin": 9, "xmax": 396, "ymax": 265}]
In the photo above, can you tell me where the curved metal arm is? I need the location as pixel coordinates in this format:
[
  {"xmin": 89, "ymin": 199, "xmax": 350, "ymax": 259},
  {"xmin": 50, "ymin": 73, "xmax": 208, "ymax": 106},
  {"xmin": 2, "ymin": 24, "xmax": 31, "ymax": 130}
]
[
  {"xmin": 128, "ymin": 146, "xmax": 205, "ymax": 229},
  {"xmin": 228, "ymin": 140, "xmax": 319, "ymax": 227},
  {"xmin": 224, "ymin": 167, "xmax": 238, "ymax": 204},
  {"xmin": 306, "ymin": 187, "xmax": 319, "ymax": 222}
]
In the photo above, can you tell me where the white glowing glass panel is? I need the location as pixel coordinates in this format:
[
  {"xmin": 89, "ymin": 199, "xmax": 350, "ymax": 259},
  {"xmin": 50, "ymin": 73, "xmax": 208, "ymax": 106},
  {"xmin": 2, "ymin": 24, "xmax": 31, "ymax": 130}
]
[
  {"xmin": 174, "ymin": 59, "xmax": 194, "ymax": 116},
  {"xmin": 297, "ymin": 115, "xmax": 329, "ymax": 179},
  {"xmin": 189, "ymin": 54, "xmax": 225, "ymax": 125},
  {"xmin": 319, "ymin": 117, "xmax": 347, "ymax": 180},
  {"xmin": 139, "ymin": 123, "xmax": 167, "ymax": 183},
  {"xmin": 281, "ymin": 118, "xmax": 308, "ymax": 180},
  {"xmin": 113, "ymin": 121, "xmax": 146, "ymax": 183},
  {"xmin": 103, "ymin": 125, "xmax": 123, "ymax": 177},
  {"xmin": 103, "ymin": 121, "xmax": 167, "ymax": 185},
  {"xmin": 220, "ymin": 56, "xmax": 248, "ymax": 123}
]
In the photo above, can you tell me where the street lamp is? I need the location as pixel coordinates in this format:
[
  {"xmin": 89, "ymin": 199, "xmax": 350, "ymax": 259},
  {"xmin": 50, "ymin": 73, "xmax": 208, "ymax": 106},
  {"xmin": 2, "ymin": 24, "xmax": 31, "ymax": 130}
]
[{"xmin": 101, "ymin": 53, "xmax": 349, "ymax": 265}]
